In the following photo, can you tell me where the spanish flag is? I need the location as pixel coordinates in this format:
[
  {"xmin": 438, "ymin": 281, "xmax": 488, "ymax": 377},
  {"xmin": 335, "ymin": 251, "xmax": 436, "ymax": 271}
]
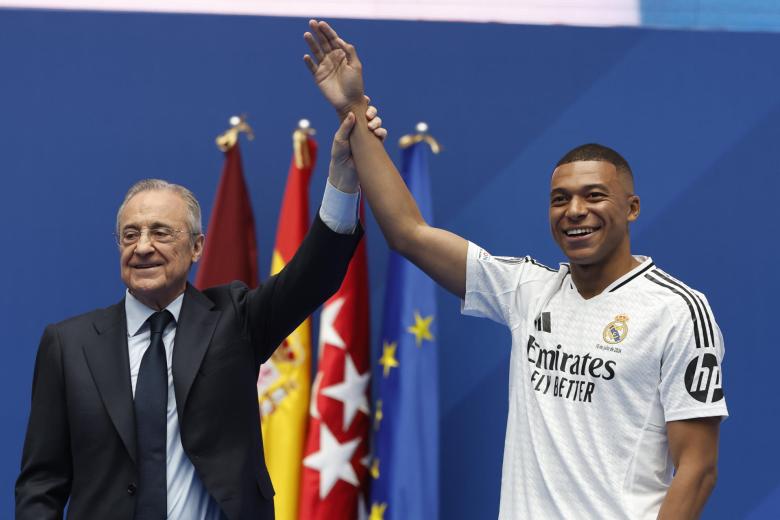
[{"xmin": 256, "ymin": 127, "xmax": 317, "ymax": 520}]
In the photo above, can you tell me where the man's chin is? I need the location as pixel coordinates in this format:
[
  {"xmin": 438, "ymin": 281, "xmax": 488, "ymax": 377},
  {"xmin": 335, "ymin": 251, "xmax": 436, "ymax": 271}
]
[
  {"xmin": 127, "ymin": 277, "xmax": 164, "ymax": 293},
  {"xmin": 127, "ymin": 279, "xmax": 189, "ymax": 309},
  {"xmin": 563, "ymin": 249, "xmax": 599, "ymax": 266},
  {"xmin": 126, "ymin": 280, "xmax": 167, "ymax": 303}
]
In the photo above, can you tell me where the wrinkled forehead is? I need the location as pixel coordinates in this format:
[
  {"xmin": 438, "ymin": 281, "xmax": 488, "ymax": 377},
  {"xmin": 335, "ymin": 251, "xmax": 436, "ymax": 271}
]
[{"xmin": 119, "ymin": 189, "xmax": 189, "ymax": 227}]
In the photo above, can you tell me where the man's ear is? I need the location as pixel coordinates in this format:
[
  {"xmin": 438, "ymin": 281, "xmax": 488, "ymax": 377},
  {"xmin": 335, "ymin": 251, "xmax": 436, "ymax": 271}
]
[
  {"xmin": 191, "ymin": 234, "xmax": 205, "ymax": 263},
  {"xmin": 627, "ymin": 195, "xmax": 640, "ymax": 223}
]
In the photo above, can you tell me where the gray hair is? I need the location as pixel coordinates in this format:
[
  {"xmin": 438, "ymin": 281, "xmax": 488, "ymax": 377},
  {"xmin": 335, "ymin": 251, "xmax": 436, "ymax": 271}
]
[{"xmin": 116, "ymin": 179, "xmax": 203, "ymax": 241}]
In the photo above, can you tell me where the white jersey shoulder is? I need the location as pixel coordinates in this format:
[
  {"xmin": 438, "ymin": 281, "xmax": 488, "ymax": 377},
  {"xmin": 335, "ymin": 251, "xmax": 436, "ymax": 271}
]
[
  {"xmin": 638, "ymin": 266, "xmax": 721, "ymax": 351},
  {"xmin": 477, "ymin": 248, "xmax": 557, "ymax": 271},
  {"xmin": 463, "ymin": 241, "xmax": 563, "ymax": 328}
]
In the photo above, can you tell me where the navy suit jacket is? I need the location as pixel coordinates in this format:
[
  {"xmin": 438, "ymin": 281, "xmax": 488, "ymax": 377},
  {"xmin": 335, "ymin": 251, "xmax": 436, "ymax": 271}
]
[{"xmin": 16, "ymin": 216, "xmax": 362, "ymax": 520}]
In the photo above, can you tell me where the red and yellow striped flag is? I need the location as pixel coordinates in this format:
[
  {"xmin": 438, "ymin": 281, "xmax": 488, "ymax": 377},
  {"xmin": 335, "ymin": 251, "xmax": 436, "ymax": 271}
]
[{"xmin": 256, "ymin": 128, "xmax": 317, "ymax": 520}]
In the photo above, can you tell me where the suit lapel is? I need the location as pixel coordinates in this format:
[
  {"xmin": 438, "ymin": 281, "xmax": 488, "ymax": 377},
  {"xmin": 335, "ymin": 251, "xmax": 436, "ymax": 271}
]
[
  {"xmin": 82, "ymin": 301, "xmax": 137, "ymax": 463},
  {"xmin": 172, "ymin": 284, "xmax": 220, "ymax": 415}
]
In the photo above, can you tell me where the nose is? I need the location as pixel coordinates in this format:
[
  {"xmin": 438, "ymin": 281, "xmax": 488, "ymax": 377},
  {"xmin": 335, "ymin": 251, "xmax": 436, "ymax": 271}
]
[
  {"xmin": 566, "ymin": 196, "xmax": 588, "ymax": 220},
  {"xmin": 133, "ymin": 231, "xmax": 156, "ymax": 255}
]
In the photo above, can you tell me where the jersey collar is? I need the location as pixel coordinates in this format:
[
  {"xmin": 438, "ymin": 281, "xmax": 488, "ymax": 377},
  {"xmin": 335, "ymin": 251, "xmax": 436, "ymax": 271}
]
[
  {"xmin": 562, "ymin": 256, "xmax": 655, "ymax": 295},
  {"xmin": 605, "ymin": 256, "xmax": 655, "ymax": 293}
]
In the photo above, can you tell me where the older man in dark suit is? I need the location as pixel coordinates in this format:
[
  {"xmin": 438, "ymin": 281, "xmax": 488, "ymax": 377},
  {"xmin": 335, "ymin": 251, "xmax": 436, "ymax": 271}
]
[{"xmin": 15, "ymin": 110, "xmax": 387, "ymax": 520}]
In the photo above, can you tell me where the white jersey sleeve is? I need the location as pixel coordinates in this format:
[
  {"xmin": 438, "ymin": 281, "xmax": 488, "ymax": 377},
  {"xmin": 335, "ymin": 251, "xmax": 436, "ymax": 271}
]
[
  {"xmin": 461, "ymin": 241, "xmax": 558, "ymax": 329},
  {"xmin": 659, "ymin": 291, "xmax": 729, "ymax": 422}
]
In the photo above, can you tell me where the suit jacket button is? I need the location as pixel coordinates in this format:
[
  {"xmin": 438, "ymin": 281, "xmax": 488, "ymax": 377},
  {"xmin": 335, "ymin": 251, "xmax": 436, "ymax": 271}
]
[{"xmin": 127, "ymin": 483, "xmax": 137, "ymax": 495}]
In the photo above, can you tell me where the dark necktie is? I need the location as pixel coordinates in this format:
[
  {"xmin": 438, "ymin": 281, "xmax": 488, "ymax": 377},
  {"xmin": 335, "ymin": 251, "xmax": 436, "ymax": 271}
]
[{"xmin": 134, "ymin": 309, "xmax": 174, "ymax": 520}]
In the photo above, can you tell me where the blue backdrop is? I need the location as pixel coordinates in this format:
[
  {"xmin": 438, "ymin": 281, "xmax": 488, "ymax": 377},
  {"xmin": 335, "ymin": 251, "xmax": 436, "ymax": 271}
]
[{"xmin": 1, "ymin": 9, "xmax": 778, "ymax": 519}]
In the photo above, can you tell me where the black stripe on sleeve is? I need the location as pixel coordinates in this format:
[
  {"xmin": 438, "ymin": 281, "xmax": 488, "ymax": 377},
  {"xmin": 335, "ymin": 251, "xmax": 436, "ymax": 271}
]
[
  {"xmin": 644, "ymin": 272, "xmax": 701, "ymax": 349},
  {"xmin": 651, "ymin": 270, "xmax": 712, "ymax": 349},
  {"xmin": 492, "ymin": 256, "xmax": 530, "ymax": 265},
  {"xmin": 700, "ymin": 297, "xmax": 715, "ymax": 347},
  {"xmin": 608, "ymin": 261, "xmax": 656, "ymax": 293},
  {"xmin": 690, "ymin": 290, "xmax": 716, "ymax": 347},
  {"xmin": 493, "ymin": 256, "xmax": 557, "ymax": 273},
  {"xmin": 529, "ymin": 258, "xmax": 557, "ymax": 273}
]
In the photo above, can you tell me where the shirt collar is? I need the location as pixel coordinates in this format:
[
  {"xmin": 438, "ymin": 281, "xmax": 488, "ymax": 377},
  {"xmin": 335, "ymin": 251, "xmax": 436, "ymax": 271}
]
[
  {"xmin": 561, "ymin": 255, "xmax": 654, "ymax": 293},
  {"xmin": 603, "ymin": 255, "xmax": 654, "ymax": 293},
  {"xmin": 125, "ymin": 289, "xmax": 184, "ymax": 337}
]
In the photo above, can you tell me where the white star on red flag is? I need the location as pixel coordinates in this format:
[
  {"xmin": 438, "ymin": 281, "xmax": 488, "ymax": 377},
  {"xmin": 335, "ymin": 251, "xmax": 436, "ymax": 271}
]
[
  {"xmin": 319, "ymin": 296, "xmax": 346, "ymax": 351},
  {"xmin": 321, "ymin": 353, "xmax": 371, "ymax": 430},
  {"xmin": 299, "ymin": 205, "xmax": 371, "ymax": 520},
  {"xmin": 302, "ymin": 423, "xmax": 360, "ymax": 499}
]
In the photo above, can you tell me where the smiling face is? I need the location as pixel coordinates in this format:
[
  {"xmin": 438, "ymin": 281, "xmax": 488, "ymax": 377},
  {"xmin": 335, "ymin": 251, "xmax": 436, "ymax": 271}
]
[
  {"xmin": 549, "ymin": 160, "xmax": 640, "ymax": 267},
  {"xmin": 118, "ymin": 189, "xmax": 204, "ymax": 309}
]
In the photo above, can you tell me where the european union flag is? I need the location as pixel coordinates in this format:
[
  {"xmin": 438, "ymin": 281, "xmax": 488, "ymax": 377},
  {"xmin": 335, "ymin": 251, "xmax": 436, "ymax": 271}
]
[{"xmin": 369, "ymin": 138, "xmax": 438, "ymax": 520}]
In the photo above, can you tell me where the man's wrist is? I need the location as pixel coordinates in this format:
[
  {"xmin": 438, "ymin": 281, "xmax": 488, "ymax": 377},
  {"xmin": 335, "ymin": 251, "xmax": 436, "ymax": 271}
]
[
  {"xmin": 328, "ymin": 162, "xmax": 359, "ymax": 193},
  {"xmin": 338, "ymin": 100, "xmax": 369, "ymax": 121},
  {"xmin": 320, "ymin": 180, "xmax": 360, "ymax": 234}
]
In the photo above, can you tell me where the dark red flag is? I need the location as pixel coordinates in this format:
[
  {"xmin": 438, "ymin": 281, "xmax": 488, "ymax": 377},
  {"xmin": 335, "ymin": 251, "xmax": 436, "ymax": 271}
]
[{"xmin": 195, "ymin": 143, "xmax": 259, "ymax": 289}]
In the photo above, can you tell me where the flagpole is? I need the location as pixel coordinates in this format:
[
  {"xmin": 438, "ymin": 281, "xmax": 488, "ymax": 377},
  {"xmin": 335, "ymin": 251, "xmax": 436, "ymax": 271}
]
[
  {"xmin": 370, "ymin": 124, "xmax": 440, "ymax": 520},
  {"xmin": 216, "ymin": 114, "xmax": 255, "ymax": 152},
  {"xmin": 195, "ymin": 114, "xmax": 259, "ymax": 290},
  {"xmin": 293, "ymin": 119, "xmax": 316, "ymax": 169},
  {"xmin": 398, "ymin": 121, "xmax": 442, "ymax": 154}
]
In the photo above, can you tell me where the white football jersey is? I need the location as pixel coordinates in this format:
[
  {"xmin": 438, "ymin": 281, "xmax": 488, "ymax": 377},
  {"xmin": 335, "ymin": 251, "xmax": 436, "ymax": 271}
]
[{"xmin": 462, "ymin": 242, "xmax": 728, "ymax": 520}]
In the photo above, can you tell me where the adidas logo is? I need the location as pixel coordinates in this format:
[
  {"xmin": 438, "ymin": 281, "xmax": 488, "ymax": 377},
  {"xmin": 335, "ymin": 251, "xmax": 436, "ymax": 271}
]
[{"xmin": 534, "ymin": 312, "xmax": 551, "ymax": 333}]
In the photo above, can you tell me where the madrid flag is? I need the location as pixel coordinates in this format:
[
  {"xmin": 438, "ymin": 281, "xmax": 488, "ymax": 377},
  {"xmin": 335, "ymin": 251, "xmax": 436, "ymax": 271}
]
[
  {"xmin": 256, "ymin": 129, "xmax": 317, "ymax": 520},
  {"xmin": 299, "ymin": 202, "xmax": 370, "ymax": 519}
]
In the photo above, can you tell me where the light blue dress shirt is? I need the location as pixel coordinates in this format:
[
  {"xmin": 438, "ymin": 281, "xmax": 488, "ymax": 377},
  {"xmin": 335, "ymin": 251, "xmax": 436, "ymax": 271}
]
[{"xmin": 124, "ymin": 182, "xmax": 358, "ymax": 519}]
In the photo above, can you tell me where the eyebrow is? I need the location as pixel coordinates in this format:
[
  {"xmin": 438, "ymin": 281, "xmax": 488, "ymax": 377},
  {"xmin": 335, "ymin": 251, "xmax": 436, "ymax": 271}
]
[
  {"xmin": 550, "ymin": 183, "xmax": 611, "ymax": 195},
  {"xmin": 121, "ymin": 221, "xmax": 174, "ymax": 231}
]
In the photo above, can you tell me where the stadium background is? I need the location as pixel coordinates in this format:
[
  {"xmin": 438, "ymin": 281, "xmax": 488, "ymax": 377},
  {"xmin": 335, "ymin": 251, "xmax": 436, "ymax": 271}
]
[{"xmin": 1, "ymin": 2, "xmax": 778, "ymax": 518}]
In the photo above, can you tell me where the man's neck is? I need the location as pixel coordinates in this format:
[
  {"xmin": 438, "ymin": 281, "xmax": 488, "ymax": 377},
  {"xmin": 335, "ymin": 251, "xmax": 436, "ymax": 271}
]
[
  {"xmin": 570, "ymin": 248, "xmax": 640, "ymax": 300},
  {"xmin": 129, "ymin": 286, "xmax": 186, "ymax": 311}
]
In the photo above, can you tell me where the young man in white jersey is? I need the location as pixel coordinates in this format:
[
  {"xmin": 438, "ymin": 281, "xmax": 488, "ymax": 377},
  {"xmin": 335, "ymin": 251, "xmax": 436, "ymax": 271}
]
[{"xmin": 302, "ymin": 20, "xmax": 726, "ymax": 519}]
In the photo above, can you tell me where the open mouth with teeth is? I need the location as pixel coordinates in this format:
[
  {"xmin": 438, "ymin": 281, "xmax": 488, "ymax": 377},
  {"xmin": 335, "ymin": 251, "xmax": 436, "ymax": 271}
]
[{"xmin": 563, "ymin": 227, "xmax": 600, "ymax": 238}]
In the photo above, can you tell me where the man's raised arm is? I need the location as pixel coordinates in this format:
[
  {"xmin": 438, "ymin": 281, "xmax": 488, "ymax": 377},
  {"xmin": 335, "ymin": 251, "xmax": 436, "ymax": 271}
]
[{"xmin": 303, "ymin": 19, "xmax": 468, "ymax": 299}]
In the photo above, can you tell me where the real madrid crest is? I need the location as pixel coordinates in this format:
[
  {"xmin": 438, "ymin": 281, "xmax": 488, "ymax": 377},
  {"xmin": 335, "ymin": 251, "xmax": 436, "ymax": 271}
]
[{"xmin": 603, "ymin": 314, "xmax": 629, "ymax": 344}]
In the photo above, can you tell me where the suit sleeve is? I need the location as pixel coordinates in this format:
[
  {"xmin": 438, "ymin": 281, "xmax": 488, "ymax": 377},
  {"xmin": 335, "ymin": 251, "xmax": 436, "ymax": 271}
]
[
  {"xmin": 240, "ymin": 213, "xmax": 362, "ymax": 364},
  {"xmin": 16, "ymin": 325, "xmax": 72, "ymax": 519}
]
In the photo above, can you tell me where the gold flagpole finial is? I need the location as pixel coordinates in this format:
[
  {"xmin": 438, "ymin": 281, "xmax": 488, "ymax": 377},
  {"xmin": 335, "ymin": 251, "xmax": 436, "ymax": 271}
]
[
  {"xmin": 293, "ymin": 119, "xmax": 317, "ymax": 169},
  {"xmin": 295, "ymin": 118, "xmax": 317, "ymax": 136},
  {"xmin": 399, "ymin": 121, "xmax": 441, "ymax": 154},
  {"xmin": 216, "ymin": 114, "xmax": 255, "ymax": 152}
]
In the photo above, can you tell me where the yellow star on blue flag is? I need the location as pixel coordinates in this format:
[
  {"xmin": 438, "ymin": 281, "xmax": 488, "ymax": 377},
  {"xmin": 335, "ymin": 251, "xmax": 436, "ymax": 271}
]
[
  {"xmin": 371, "ymin": 137, "xmax": 439, "ymax": 519},
  {"xmin": 407, "ymin": 311, "xmax": 434, "ymax": 347},
  {"xmin": 379, "ymin": 341, "xmax": 400, "ymax": 376},
  {"xmin": 369, "ymin": 502, "xmax": 388, "ymax": 520}
]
